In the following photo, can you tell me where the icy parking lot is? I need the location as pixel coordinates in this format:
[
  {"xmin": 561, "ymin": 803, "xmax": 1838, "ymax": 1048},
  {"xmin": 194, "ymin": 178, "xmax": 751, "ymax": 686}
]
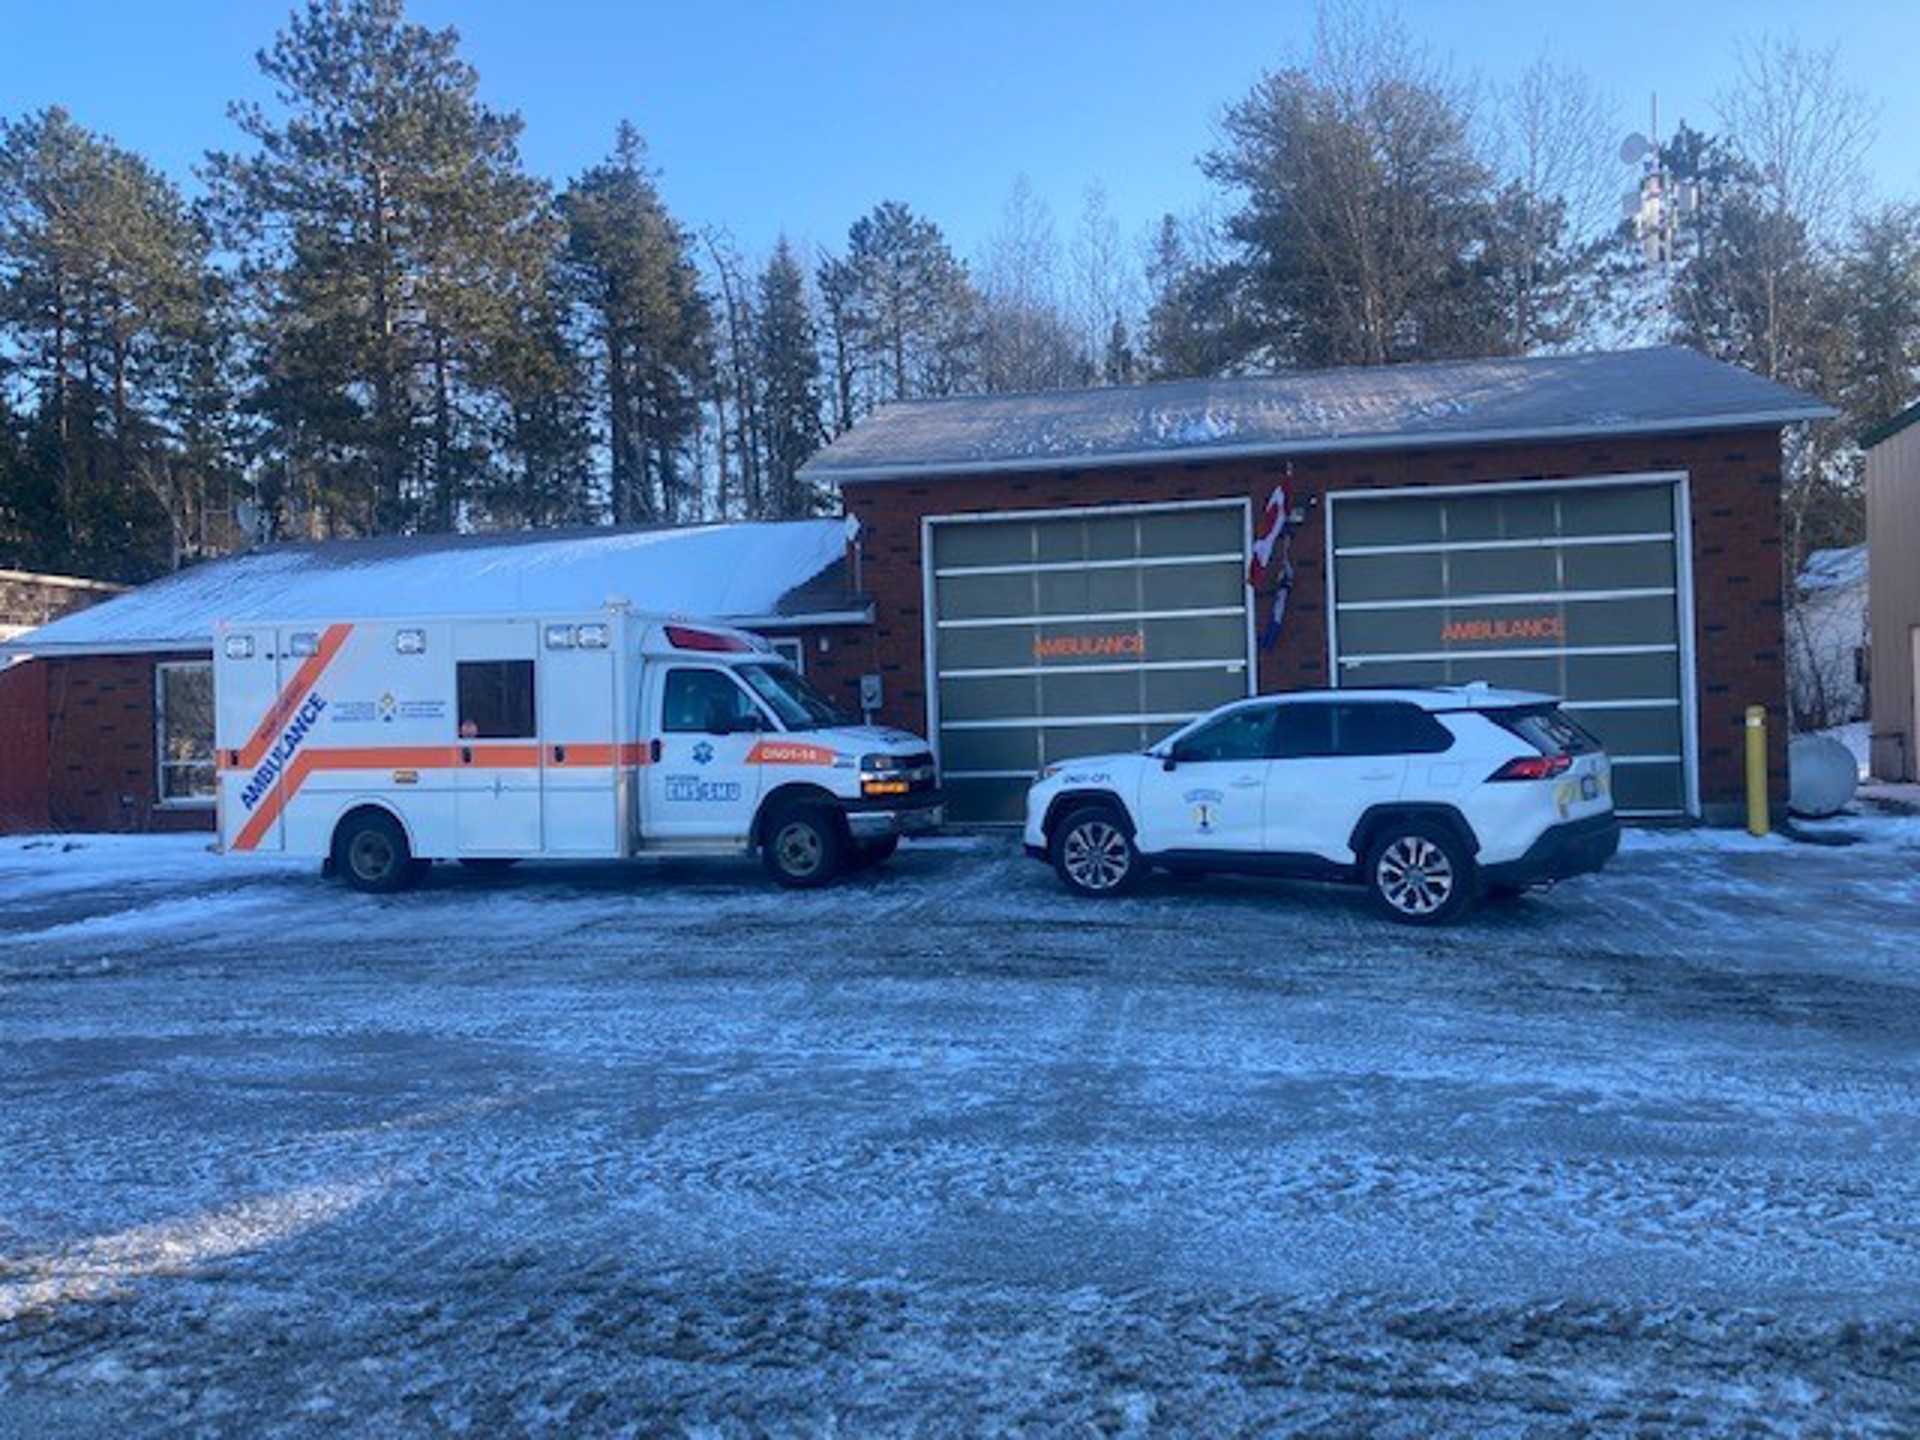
[{"xmin": 3, "ymin": 822, "xmax": 1920, "ymax": 1436}]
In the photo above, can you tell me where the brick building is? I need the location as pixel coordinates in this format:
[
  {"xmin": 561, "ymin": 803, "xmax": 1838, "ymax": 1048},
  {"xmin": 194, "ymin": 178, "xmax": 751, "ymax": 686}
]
[
  {"xmin": 0, "ymin": 522, "xmax": 866, "ymax": 833},
  {"xmin": 803, "ymin": 346, "xmax": 1831, "ymax": 824},
  {"xmin": 0, "ymin": 569, "xmax": 128, "ymax": 829},
  {"xmin": 3, "ymin": 345, "xmax": 1831, "ymax": 833}
]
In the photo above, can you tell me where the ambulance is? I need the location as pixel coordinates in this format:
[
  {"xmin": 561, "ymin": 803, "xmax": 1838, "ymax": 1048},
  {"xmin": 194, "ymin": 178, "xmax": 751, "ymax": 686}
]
[{"xmin": 213, "ymin": 606, "xmax": 941, "ymax": 890}]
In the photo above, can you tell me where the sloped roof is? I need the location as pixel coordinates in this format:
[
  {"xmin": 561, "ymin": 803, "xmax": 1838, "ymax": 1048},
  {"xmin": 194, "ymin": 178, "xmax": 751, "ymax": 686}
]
[
  {"xmin": 801, "ymin": 345, "xmax": 1835, "ymax": 485},
  {"xmin": 6, "ymin": 519, "xmax": 858, "ymax": 656}
]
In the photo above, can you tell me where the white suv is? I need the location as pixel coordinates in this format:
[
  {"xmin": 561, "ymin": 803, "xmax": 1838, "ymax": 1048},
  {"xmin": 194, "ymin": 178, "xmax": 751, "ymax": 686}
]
[{"xmin": 1023, "ymin": 685, "xmax": 1618, "ymax": 924}]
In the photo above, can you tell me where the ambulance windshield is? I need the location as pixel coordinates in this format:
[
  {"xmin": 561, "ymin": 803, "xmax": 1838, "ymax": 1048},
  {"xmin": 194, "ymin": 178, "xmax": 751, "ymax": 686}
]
[{"xmin": 737, "ymin": 663, "xmax": 851, "ymax": 731}]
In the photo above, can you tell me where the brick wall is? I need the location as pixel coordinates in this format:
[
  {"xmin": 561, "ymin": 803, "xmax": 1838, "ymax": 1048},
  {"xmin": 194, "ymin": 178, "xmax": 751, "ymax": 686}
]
[
  {"xmin": 841, "ymin": 428, "xmax": 1789, "ymax": 819},
  {"xmin": 44, "ymin": 652, "xmax": 214, "ymax": 834},
  {"xmin": 0, "ymin": 569, "xmax": 125, "ymax": 635},
  {"xmin": 0, "ymin": 659, "xmax": 51, "ymax": 830}
]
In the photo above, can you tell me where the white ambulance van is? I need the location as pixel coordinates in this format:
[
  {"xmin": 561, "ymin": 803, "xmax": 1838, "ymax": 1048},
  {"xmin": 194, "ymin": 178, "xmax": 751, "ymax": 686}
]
[{"xmin": 213, "ymin": 606, "xmax": 940, "ymax": 891}]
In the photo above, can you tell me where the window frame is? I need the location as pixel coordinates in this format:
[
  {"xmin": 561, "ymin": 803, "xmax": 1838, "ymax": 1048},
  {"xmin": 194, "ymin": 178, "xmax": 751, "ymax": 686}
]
[
  {"xmin": 455, "ymin": 657, "xmax": 538, "ymax": 740},
  {"xmin": 768, "ymin": 637, "xmax": 805, "ymax": 674},
  {"xmin": 154, "ymin": 660, "xmax": 216, "ymax": 809}
]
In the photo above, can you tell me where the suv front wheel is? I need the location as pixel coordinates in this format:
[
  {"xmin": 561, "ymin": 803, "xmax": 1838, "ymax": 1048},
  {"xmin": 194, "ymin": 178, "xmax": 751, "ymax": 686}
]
[
  {"xmin": 1365, "ymin": 819, "xmax": 1473, "ymax": 926},
  {"xmin": 1050, "ymin": 804, "xmax": 1144, "ymax": 897}
]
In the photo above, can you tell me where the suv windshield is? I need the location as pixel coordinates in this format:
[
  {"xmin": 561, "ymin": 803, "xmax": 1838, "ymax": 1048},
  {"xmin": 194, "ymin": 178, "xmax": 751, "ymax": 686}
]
[{"xmin": 736, "ymin": 662, "xmax": 851, "ymax": 731}]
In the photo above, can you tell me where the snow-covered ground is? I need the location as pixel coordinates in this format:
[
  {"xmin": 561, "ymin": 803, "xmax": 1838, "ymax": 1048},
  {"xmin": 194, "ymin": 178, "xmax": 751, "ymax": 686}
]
[{"xmin": 3, "ymin": 826, "xmax": 1919, "ymax": 1436}]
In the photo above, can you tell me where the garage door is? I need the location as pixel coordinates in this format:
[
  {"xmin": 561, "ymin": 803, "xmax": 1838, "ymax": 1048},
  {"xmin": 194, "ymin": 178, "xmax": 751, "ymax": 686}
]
[
  {"xmin": 928, "ymin": 503, "xmax": 1252, "ymax": 821},
  {"xmin": 1328, "ymin": 477, "xmax": 1693, "ymax": 816}
]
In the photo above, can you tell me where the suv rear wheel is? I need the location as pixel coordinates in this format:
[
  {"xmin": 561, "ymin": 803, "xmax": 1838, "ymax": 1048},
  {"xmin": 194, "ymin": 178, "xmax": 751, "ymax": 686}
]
[
  {"xmin": 1365, "ymin": 819, "xmax": 1473, "ymax": 925},
  {"xmin": 1050, "ymin": 804, "xmax": 1144, "ymax": 897}
]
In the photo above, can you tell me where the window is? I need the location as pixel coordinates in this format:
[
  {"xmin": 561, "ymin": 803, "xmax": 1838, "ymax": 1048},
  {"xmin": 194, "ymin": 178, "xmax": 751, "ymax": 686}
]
[
  {"xmin": 663, "ymin": 669, "xmax": 764, "ymax": 734},
  {"xmin": 768, "ymin": 637, "xmax": 805, "ymax": 673},
  {"xmin": 735, "ymin": 663, "xmax": 849, "ymax": 730},
  {"xmin": 1174, "ymin": 706, "xmax": 1276, "ymax": 762},
  {"xmin": 1332, "ymin": 702, "xmax": 1454, "ymax": 756},
  {"xmin": 1270, "ymin": 703, "xmax": 1336, "ymax": 759},
  {"xmin": 1269, "ymin": 701, "xmax": 1455, "ymax": 759},
  {"xmin": 156, "ymin": 662, "xmax": 215, "ymax": 805},
  {"xmin": 1489, "ymin": 705, "xmax": 1600, "ymax": 757},
  {"xmin": 455, "ymin": 659, "xmax": 536, "ymax": 739}
]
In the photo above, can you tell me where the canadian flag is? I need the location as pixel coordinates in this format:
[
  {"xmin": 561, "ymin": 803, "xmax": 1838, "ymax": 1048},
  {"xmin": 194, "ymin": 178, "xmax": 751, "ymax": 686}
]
[{"xmin": 1247, "ymin": 483, "xmax": 1288, "ymax": 589}]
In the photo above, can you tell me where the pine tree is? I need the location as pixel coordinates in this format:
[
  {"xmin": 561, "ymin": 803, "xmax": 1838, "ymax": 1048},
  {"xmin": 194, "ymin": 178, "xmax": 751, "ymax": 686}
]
[
  {"xmin": 829, "ymin": 201, "xmax": 979, "ymax": 411},
  {"xmin": 559, "ymin": 123, "xmax": 712, "ymax": 524},
  {"xmin": 755, "ymin": 238, "xmax": 823, "ymax": 516},
  {"xmin": 206, "ymin": 0, "xmax": 553, "ymax": 535},
  {"xmin": 0, "ymin": 107, "xmax": 218, "ymax": 578}
]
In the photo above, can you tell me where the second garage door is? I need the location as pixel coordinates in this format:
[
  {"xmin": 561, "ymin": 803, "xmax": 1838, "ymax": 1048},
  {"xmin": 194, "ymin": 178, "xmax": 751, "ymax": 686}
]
[
  {"xmin": 1327, "ymin": 475, "xmax": 1695, "ymax": 816},
  {"xmin": 928, "ymin": 503, "xmax": 1253, "ymax": 821}
]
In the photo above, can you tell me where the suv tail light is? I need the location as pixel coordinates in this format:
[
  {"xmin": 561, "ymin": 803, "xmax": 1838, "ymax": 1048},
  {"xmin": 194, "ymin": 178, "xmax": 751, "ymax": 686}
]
[{"xmin": 1488, "ymin": 753, "xmax": 1573, "ymax": 782}]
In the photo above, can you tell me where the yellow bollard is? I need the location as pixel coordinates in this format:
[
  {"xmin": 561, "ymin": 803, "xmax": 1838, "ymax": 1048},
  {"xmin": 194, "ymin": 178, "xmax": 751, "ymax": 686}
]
[{"xmin": 1745, "ymin": 705, "xmax": 1769, "ymax": 837}]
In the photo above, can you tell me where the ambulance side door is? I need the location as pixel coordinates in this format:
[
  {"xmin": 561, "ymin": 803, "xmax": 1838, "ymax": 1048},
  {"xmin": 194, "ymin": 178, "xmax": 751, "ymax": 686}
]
[
  {"xmin": 538, "ymin": 624, "xmax": 620, "ymax": 856},
  {"xmin": 641, "ymin": 665, "xmax": 769, "ymax": 844},
  {"xmin": 453, "ymin": 622, "xmax": 544, "ymax": 855}
]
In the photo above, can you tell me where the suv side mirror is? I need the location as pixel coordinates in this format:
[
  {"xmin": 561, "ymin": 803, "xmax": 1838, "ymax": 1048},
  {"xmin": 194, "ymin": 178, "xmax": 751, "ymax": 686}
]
[{"xmin": 1160, "ymin": 748, "xmax": 1181, "ymax": 772}]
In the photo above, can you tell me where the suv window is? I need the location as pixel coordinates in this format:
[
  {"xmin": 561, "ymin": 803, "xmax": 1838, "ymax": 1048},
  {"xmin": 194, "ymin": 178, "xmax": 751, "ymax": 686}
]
[
  {"xmin": 1174, "ymin": 706, "xmax": 1276, "ymax": 762},
  {"xmin": 1268, "ymin": 701, "xmax": 1453, "ymax": 758},
  {"xmin": 1492, "ymin": 705, "xmax": 1600, "ymax": 755},
  {"xmin": 663, "ymin": 669, "xmax": 763, "ymax": 734},
  {"xmin": 1334, "ymin": 701, "xmax": 1454, "ymax": 756},
  {"xmin": 1270, "ymin": 703, "xmax": 1335, "ymax": 759}
]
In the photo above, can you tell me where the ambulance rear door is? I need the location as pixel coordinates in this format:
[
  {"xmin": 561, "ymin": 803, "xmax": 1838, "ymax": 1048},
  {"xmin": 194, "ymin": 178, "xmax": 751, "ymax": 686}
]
[{"xmin": 214, "ymin": 624, "xmax": 288, "ymax": 852}]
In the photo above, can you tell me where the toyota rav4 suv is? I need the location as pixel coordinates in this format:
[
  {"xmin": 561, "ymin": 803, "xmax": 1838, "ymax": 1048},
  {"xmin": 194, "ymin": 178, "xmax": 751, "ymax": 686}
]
[{"xmin": 1024, "ymin": 685, "xmax": 1618, "ymax": 924}]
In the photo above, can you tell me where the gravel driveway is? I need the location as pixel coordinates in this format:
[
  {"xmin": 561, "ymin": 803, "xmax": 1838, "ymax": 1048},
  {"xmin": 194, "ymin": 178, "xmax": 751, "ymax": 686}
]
[{"xmin": 2, "ymin": 822, "xmax": 1918, "ymax": 1436}]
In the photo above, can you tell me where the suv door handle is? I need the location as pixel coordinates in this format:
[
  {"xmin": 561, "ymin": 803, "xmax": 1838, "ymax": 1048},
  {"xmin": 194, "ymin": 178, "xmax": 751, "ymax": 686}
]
[{"xmin": 1360, "ymin": 769, "xmax": 1396, "ymax": 781}]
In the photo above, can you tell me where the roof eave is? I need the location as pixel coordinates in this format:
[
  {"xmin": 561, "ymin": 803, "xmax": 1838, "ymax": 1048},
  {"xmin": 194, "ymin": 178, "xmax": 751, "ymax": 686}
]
[{"xmin": 803, "ymin": 406, "xmax": 1838, "ymax": 486}]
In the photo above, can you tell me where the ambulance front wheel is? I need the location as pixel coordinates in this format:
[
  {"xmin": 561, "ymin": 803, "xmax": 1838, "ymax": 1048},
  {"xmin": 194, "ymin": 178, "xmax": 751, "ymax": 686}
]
[
  {"xmin": 333, "ymin": 809, "xmax": 418, "ymax": 894},
  {"xmin": 761, "ymin": 801, "xmax": 844, "ymax": 889}
]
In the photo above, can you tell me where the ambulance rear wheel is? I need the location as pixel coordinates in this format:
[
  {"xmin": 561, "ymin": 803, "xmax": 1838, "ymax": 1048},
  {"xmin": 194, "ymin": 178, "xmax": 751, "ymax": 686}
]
[
  {"xmin": 761, "ymin": 802, "xmax": 844, "ymax": 889},
  {"xmin": 335, "ymin": 810, "xmax": 415, "ymax": 894}
]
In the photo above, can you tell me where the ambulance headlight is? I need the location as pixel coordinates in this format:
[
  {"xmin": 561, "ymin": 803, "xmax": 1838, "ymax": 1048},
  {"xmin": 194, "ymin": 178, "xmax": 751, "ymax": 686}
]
[
  {"xmin": 860, "ymin": 753, "xmax": 901, "ymax": 773},
  {"xmin": 395, "ymin": 628, "xmax": 426, "ymax": 655},
  {"xmin": 544, "ymin": 623, "xmax": 577, "ymax": 650},
  {"xmin": 288, "ymin": 631, "xmax": 319, "ymax": 657},
  {"xmin": 222, "ymin": 634, "xmax": 254, "ymax": 659},
  {"xmin": 576, "ymin": 623, "xmax": 609, "ymax": 649}
]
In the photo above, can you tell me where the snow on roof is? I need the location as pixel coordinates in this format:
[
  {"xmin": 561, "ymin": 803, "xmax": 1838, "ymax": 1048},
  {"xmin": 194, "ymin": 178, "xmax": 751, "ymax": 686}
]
[
  {"xmin": 7, "ymin": 519, "xmax": 855, "ymax": 656},
  {"xmin": 801, "ymin": 345, "xmax": 1835, "ymax": 484},
  {"xmin": 1797, "ymin": 544, "xmax": 1867, "ymax": 595}
]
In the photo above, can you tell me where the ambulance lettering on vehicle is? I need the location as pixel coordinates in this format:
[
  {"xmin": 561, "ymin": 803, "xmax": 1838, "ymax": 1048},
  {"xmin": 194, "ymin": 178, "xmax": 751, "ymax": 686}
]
[
  {"xmin": 215, "ymin": 610, "xmax": 942, "ymax": 889},
  {"xmin": 240, "ymin": 694, "xmax": 329, "ymax": 811}
]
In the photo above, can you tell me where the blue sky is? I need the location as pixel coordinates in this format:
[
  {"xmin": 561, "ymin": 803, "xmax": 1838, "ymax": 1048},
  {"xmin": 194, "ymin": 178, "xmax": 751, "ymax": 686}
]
[{"xmin": 3, "ymin": 0, "xmax": 1915, "ymax": 264}]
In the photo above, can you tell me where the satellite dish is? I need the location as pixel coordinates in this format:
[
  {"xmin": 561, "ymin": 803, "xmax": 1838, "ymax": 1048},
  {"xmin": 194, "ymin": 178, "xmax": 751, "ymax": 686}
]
[{"xmin": 1619, "ymin": 133, "xmax": 1651, "ymax": 165}]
